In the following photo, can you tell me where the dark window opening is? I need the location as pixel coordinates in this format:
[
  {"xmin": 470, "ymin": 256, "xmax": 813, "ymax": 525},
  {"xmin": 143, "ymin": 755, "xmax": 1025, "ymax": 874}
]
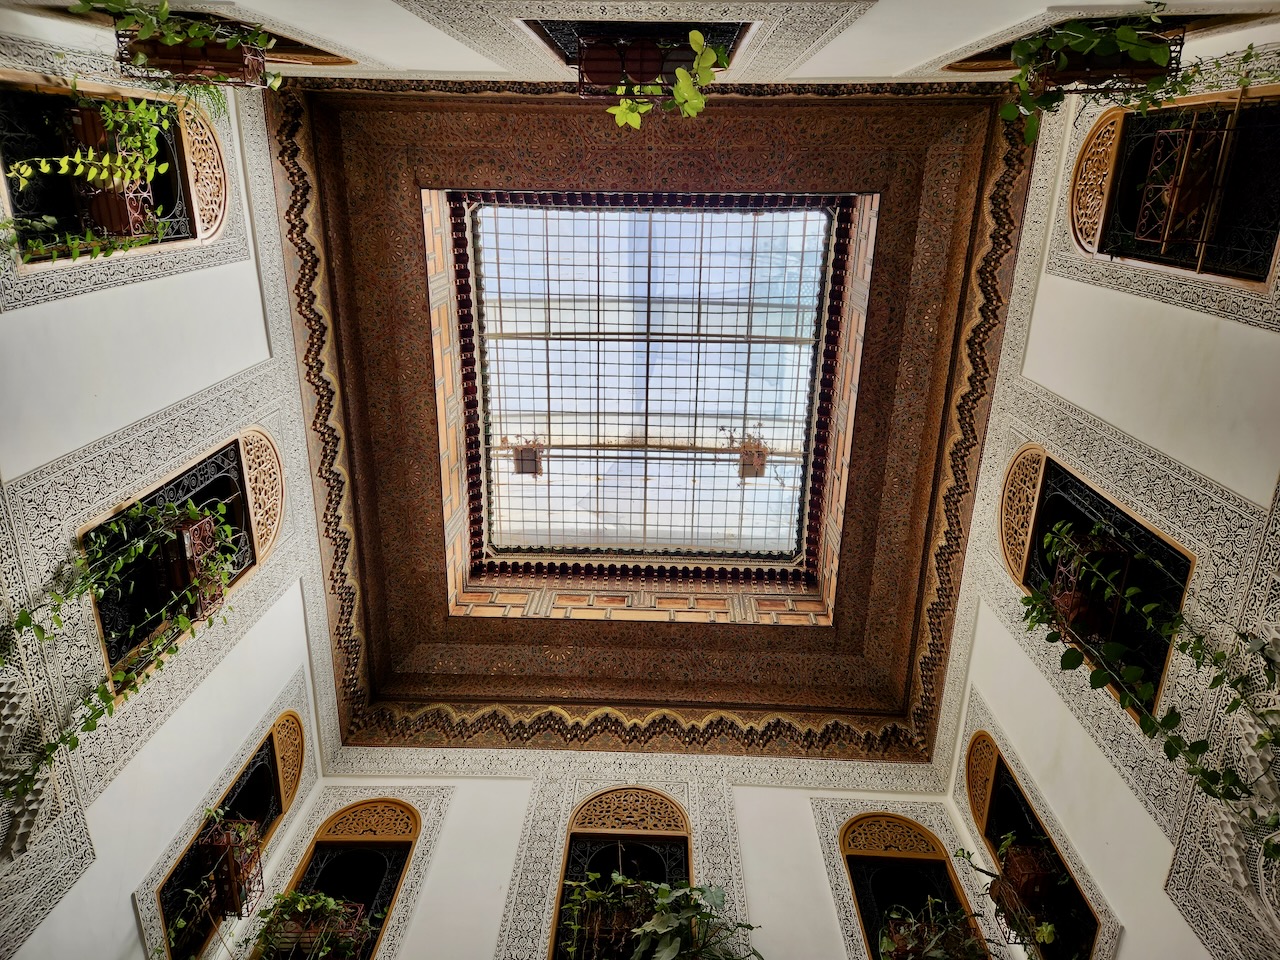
[
  {"xmin": 1101, "ymin": 98, "xmax": 1280, "ymax": 281},
  {"xmin": 1025, "ymin": 459, "xmax": 1192, "ymax": 710},
  {"xmin": 0, "ymin": 86, "xmax": 196, "ymax": 259},
  {"xmin": 290, "ymin": 842, "xmax": 412, "ymax": 960},
  {"xmin": 159, "ymin": 733, "xmax": 283, "ymax": 960},
  {"xmin": 980, "ymin": 757, "xmax": 1099, "ymax": 960},
  {"xmin": 91, "ymin": 440, "xmax": 256, "ymax": 678},
  {"xmin": 553, "ymin": 835, "xmax": 690, "ymax": 960},
  {"xmin": 526, "ymin": 20, "xmax": 746, "ymax": 67},
  {"xmin": 846, "ymin": 854, "xmax": 961, "ymax": 948}
]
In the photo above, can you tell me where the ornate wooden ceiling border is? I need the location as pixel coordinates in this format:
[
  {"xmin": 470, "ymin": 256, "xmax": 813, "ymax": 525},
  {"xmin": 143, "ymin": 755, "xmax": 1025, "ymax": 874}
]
[{"xmin": 266, "ymin": 85, "xmax": 1028, "ymax": 760}]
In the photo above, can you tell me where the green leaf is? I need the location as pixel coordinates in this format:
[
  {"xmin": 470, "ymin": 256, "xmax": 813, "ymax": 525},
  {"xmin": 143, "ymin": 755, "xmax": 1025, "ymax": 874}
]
[
  {"xmin": 1060, "ymin": 647, "xmax": 1085, "ymax": 670},
  {"xmin": 1089, "ymin": 668, "xmax": 1111, "ymax": 689},
  {"xmin": 1102, "ymin": 641, "xmax": 1129, "ymax": 661},
  {"xmin": 1023, "ymin": 111, "xmax": 1041, "ymax": 145},
  {"xmin": 1160, "ymin": 706, "xmax": 1182, "ymax": 730},
  {"xmin": 1121, "ymin": 664, "xmax": 1145, "ymax": 683},
  {"xmin": 697, "ymin": 47, "xmax": 718, "ymax": 70},
  {"xmin": 999, "ymin": 101, "xmax": 1021, "ymax": 121},
  {"xmin": 1163, "ymin": 739, "xmax": 1181, "ymax": 760},
  {"xmin": 688, "ymin": 30, "xmax": 705, "ymax": 53}
]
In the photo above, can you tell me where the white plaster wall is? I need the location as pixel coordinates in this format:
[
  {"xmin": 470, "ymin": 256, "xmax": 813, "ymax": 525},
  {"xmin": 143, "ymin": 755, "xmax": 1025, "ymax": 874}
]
[
  {"xmin": 1022, "ymin": 273, "xmax": 1280, "ymax": 506},
  {"xmin": 321, "ymin": 775, "xmax": 536, "ymax": 960},
  {"xmin": 735, "ymin": 785, "xmax": 850, "ymax": 959},
  {"xmin": 12, "ymin": 582, "xmax": 311, "ymax": 960},
  {"xmin": 967, "ymin": 599, "xmax": 1211, "ymax": 960}
]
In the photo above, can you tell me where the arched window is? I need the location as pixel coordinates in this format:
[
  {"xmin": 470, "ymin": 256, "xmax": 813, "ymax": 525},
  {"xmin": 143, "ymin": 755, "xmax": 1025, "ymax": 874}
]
[
  {"xmin": 82, "ymin": 426, "xmax": 285, "ymax": 694},
  {"xmin": 273, "ymin": 799, "xmax": 420, "ymax": 960},
  {"xmin": 1069, "ymin": 87, "xmax": 1280, "ymax": 283},
  {"xmin": 0, "ymin": 75, "xmax": 229, "ymax": 262},
  {"xmin": 967, "ymin": 732, "xmax": 1100, "ymax": 959},
  {"xmin": 157, "ymin": 711, "xmax": 305, "ymax": 959},
  {"xmin": 840, "ymin": 813, "xmax": 983, "ymax": 959},
  {"xmin": 550, "ymin": 787, "xmax": 692, "ymax": 959},
  {"xmin": 998, "ymin": 443, "xmax": 1193, "ymax": 716}
]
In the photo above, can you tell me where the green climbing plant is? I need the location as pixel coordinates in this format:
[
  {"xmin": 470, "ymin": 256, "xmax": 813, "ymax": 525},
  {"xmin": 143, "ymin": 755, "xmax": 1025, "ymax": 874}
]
[
  {"xmin": 558, "ymin": 871, "xmax": 762, "ymax": 960},
  {"xmin": 67, "ymin": 0, "xmax": 283, "ymax": 91},
  {"xmin": 1002, "ymin": 2, "xmax": 1280, "ymax": 142},
  {"xmin": 1022, "ymin": 519, "xmax": 1280, "ymax": 859},
  {"xmin": 1, "ymin": 498, "xmax": 241, "ymax": 800}
]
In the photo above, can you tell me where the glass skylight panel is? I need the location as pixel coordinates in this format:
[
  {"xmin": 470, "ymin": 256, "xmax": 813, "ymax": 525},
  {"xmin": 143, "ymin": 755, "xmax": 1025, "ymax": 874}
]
[{"xmin": 473, "ymin": 202, "xmax": 830, "ymax": 558}]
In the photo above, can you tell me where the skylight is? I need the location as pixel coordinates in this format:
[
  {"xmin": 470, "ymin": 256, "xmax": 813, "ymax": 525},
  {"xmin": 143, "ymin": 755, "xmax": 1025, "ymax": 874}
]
[{"xmin": 472, "ymin": 200, "xmax": 832, "ymax": 559}]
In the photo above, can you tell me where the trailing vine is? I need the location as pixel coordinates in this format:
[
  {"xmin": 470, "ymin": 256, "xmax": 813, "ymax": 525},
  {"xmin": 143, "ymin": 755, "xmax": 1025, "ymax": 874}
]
[
  {"xmin": 1022, "ymin": 519, "xmax": 1280, "ymax": 858},
  {"xmin": 2, "ymin": 498, "xmax": 241, "ymax": 800}
]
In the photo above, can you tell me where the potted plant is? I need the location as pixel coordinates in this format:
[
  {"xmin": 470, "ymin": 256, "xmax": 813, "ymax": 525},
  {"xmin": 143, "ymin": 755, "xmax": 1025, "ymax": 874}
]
[
  {"xmin": 557, "ymin": 871, "xmax": 762, "ymax": 960},
  {"xmin": 67, "ymin": 1, "xmax": 284, "ymax": 90},
  {"xmin": 876, "ymin": 897, "xmax": 988, "ymax": 960},
  {"xmin": 955, "ymin": 845, "xmax": 1057, "ymax": 957},
  {"xmin": 720, "ymin": 423, "xmax": 768, "ymax": 480},
  {"xmin": 197, "ymin": 807, "xmax": 264, "ymax": 918},
  {"xmin": 501, "ymin": 434, "xmax": 545, "ymax": 477},
  {"xmin": 252, "ymin": 890, "xmax": 374, "ymax": 959},
  {"xmin": 603, "ymin": 30, "xmax": 728, "ymax": 130}
]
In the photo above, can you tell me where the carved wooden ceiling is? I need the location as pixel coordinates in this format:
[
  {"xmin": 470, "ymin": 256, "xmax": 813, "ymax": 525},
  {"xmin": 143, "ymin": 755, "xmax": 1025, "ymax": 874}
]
[{"xmin": 267, "ymin": 79, "xmax": 1028, "ymax": 761}]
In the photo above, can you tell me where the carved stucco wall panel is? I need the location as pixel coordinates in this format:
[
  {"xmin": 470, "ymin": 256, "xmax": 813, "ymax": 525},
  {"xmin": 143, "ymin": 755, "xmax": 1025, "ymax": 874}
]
[
  {"xmin": 0, "ymin": 69, "xmax": 332, "ymax": 957},
  {"xmin": 954, "ymin": 692, "xmax": 1122, "ymax": 960},
  {"xmin": 812, "ymin": 797, "xmax": 1011, "ymax": 960},
  {"xmin": 956, "ymin": 96, "xmax": 1280, "ymax": 958},
  {"xmin": 387, "ymin": 1, "xmax": 876, "ymax": 81},
  {"xmin": 131, "ymin": 670, "xmax": 319, "ymax": 959},
  {"xmin": 0, "ymin": 36, "xmax": 251, "ymax": 311},
  {"xmin": 260, "ymin": 786, "xmax": 452, "ymax": 960}
]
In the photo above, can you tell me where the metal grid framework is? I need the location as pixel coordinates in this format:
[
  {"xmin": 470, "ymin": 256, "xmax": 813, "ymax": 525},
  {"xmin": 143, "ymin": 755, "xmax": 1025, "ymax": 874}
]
[{"xmin": 467, "ymin": 195, "xmax": 837, "ymax": 561}]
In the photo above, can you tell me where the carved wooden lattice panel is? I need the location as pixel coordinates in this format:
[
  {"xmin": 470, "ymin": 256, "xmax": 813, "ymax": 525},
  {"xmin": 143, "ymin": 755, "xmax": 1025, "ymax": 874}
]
[
  {"xmin": 317, "ymin": 799, "xmax": 420, "ymax": 841},
  {"xmin": 273, "ymin": 711, "xmax": 305, "ymax": 811},
  {"xmin": 571, "ymin": 787, "xmax": 690, "ymax": 834},
  {"xmin": 180, "ymin": 106, "xmax": 227, "ymax": 240},
  {"xmin": 841, "ymin": 813, "xmax": 944, "ymax": 858},
  {"xmin": 241, "ymin": 428, "xmax": 284, "ymax": 561},
  {"xmin": 1070, "ymin": 109, "xmax": 1124, "ymax": 253},
  {"xmin": 999, "ymin": 443, "xmax": 1047, "ymax": 586},
  {"xmin": 966, "ymin": 731, "xmax": 1000, "ymax": 830}
]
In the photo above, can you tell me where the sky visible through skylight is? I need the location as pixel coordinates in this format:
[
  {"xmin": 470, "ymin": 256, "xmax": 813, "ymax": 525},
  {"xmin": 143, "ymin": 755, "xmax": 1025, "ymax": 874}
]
[{"xmin": 473, "ymin": 202, "xmax": 829, "ymax": 557}]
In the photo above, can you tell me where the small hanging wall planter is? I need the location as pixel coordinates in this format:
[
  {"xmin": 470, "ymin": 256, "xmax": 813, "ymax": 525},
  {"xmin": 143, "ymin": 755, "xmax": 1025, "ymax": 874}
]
[
  {"xmin": 196, "ymin": 817, "xmax": 264, "ymax": 918},
  {"xmin": 502, "ymin": 435, "xmax": 545, "ymax": 477},
  {"xmin": 119, "ymin": 27, "xmax": 268, "ymax": 86},
  {"xmin": 165, "ymin": 512, "xmax": 228, "ymax": 618}
]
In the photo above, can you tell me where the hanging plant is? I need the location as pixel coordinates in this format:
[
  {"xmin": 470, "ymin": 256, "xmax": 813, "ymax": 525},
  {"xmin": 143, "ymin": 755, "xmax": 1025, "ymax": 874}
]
[
  {"xmin": 1001, "ymin": 2, "xmax": 1280, "ymax": 143},
  {"xmin": 1022, "ymin": 519, "xmax": 1280, "ymax": 860},
  {"xmin": 1, "ymin": 499, "xmax": 242, "ymax": 800},
  {"xmin": 250, "ymin": 890, "xmax": 375, "ymax": 960},
  {"xmin": 605, "ymin": 30, "xmax": 729, "ymax": 130},
  {"xmin": 67, "ymin": 0, "xmax": 283, "ymax": 90},
  {"xmin": 876, "ymin": 896, "xmax": 988, "ymax": 960}
]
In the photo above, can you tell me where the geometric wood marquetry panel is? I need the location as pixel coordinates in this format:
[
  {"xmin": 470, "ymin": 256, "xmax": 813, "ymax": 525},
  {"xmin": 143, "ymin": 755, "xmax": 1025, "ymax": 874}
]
[
  {"xmin": 966, "ymin": 730, "xmax": 1000, "ymax": 833},
  {"xmin": 570, "ymin": 787, "xmax": 690, "ymax": 835},
  {"xmin": 1069, "ymin": 108, "xmax": 1124, "ymax": 254},
  {"xmin": 840, "ymin": 812, "xmax": 946, "ymax": 859},
  {"xmin": 316, "ymin": 798, "xmax": 421, "ymax": 842},
  {"xmin": 998, "ymin": 442, "xmax": 1047, "ymax": 586},
  {"xmin": 179, "ymin": 105, "xmax": 229, "ymax": 240}
]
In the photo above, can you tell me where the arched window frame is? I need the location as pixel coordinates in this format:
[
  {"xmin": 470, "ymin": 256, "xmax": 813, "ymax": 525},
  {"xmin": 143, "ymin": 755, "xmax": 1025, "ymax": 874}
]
[
  {"xmin": 77, "ymin": 425, "xmax": 285, "ymax": 697},
  {"xmin": 966, "ymin": 731, "xmax": 1104, "ymax": 958},
  {"xmin": 154, "ymin": 710, "xmax": 305, "ymax": 959},
  {"xmin": 277, "ymin": 798, "xmax": 421, "ymax": 960},
  {"xmin": 1069, "ymin": 84, "xmax": 1280, "ymax": 288},
  {"xmin": 548, "ymin": 787, "xmax": 693, "ymax": 960},
  {"xmin": 839, "ymin": 812, "xmax": 983, "ymax": 960},
  {"xmin": 997, "ymin": 442, "xmax": 1195, "ymax": 720},
  {"xmin": 0, "ymin": 69, "xmax": 232, "ymax": 267}
]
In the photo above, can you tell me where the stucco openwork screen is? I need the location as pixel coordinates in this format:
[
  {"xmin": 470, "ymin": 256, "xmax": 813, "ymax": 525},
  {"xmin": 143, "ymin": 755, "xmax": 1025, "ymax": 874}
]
[{"xmin": 471, "ymin": 199, "xmax": 832, "ymax": 559}]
